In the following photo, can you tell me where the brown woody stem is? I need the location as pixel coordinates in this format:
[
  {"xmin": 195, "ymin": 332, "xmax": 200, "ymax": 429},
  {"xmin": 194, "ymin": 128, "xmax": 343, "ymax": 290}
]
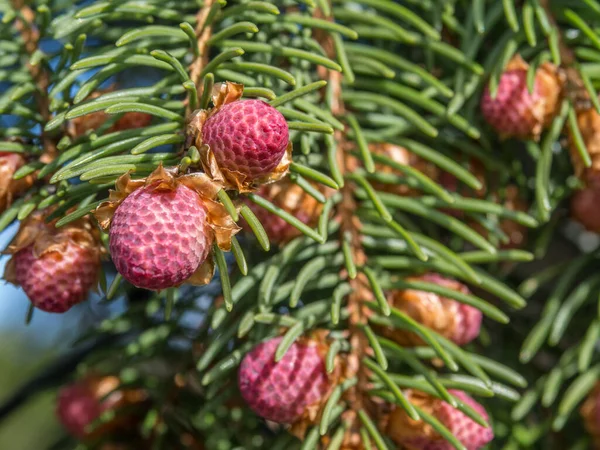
[
  {"xmin": 318, "ymin": 4, "xmax": 377, "ymax": 444},
  {"xmin": 12, "ymin": 2, "xmax": 56, "ymax": 157},
  {"xmin": 187, "ymin": 0, "xmax": 216, "ymax": 115}
]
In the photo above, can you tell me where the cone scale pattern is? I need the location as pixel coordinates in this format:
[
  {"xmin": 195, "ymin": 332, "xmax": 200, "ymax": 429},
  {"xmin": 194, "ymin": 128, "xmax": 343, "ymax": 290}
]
[
  {"xmin": 481, "ymin": 56, "xmax": 562, "ymax": 140},
  {"xmin": 238, "ymin": 336, "xmax": 330, "ymax": 424},
  {"xmin": 109, "ymin": 182, "xmax": 211, "ymax": 290},
  {"xmin": 13, "ymin": 242, "xmax": 100, "ymax": 313},
  {"xmin": 202, "ymin": 100, "xmax": 289, "ymax": 181}
]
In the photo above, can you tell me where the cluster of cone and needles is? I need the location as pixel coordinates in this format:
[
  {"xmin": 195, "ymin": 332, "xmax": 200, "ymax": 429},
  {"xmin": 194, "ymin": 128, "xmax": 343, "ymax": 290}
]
[{"xmin": 7, "ymin": 0, "xmax": 600, "ymax": 449}]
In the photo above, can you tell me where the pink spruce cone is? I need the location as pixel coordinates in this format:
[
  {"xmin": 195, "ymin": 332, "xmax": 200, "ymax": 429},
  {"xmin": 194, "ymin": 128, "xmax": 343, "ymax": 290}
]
[
  {"xmin": 481, "ymin": 69, "xmax": 539, "ymax": 139},
  {"xmin": 385, "ymin": 273, "xmax": 482, "ymax": 347},
  {"xmin": 57, "ymin": 381, "xmax": 106, "ymax": 438},
  {"xmin": 57, "ymin": 376, "xmax": 146, "ymax": 440},
  {"xmin": 109, "ymin": 182, "xmax": 211, "ymax": 290},
  {"xmin": 238, "ymin": 336, "xmax": 330, "ymax": 424},
  {"xmin": 480, "ymin": 56, "xmax": 562, "ymax": 140},
  {"xmin": 202, "ymin": 100, "xmax": 289, "ymax": 181},
  {"xmin": 388, "ymin": 390, "xmax": 493, "ymax": 450},
  {"xmin": 13, "ymin": 242, "xmax": 99, "ymax": 313}
]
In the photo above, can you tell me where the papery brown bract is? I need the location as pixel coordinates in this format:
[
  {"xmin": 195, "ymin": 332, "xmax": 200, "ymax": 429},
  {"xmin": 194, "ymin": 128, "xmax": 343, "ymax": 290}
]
[
  {"xmin": 0, "ymin": 152, "xmax": 34, "ymax": 213},
  {"xmin": 382, "ymin": 274, "xmax": 482, "ymax": 347},
  {"xmin": 568, "ymin": 105, "xmax": 600, "ymax": 183}
]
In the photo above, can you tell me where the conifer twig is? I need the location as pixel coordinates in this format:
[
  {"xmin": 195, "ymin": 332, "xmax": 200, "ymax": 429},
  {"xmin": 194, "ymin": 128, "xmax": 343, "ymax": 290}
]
[
  {"xmin": 316, "ymin": 3, "xmax": 379, "ymax": 444},
  {"xmin": 12, "ymin": 1, "xmax": 56, "ymax": 156},
  {"xmin": 187, "ymin": 0, "xmax": 216, "ymax": 114}
]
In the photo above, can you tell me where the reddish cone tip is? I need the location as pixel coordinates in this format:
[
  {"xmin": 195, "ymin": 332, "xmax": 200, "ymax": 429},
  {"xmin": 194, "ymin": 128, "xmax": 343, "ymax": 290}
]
[
  {"xmin": 203, "ymin": 100, "xmax": 289, "ymax": 181},
  {"xmin": 402, "ymin": 391, "xmax": 493, "ymax": 450},
  {"xmin": 109, "ymin": 182, "xmax": 210, "ymax": 290},
  {"xmin": 238, "ymin": 337, "xmax": 329, "ymax": 424},
  {"xmin": 481, "ymin": 69, "xmax": 540, "ymax": 139},
  {"xmin": 14, "ymin": 243, "xmax": 99, "ymax": 313},
  {"xmin": 56, "ymin": 383, "xmax": 104, "ymax": 438}
]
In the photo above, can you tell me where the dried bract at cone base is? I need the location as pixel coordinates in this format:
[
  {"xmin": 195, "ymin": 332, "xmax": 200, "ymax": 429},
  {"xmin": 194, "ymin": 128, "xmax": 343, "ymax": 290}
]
[
  {"xmin": 581, "ymin": 382, "xmax": 600, "ymax": 448},
  {"xmin": 319, "ymin": 423, "xmax": 381, "ymax": 450},
  {"xmin": 56, "ymin": 375, "xmax": 147, "ymax": 440},
  {"xmin": 187, "ymin": 82, "xmax": 292, "ymax": 192},
  {"xmin": 567, "ymin": 106, "xmax": 600, "ymax": 232},
  {"xmin": 368, "ymin": 143, "xmax": 439, "ymax": 197},
  {"xmin": 387, "ymin": 390, "xmax": 493, "ymax": 450},
  {"xmin": 238, "ymin": 330, "xmax": 341, "ymax": 438},
  {"xmin": 568, "ymin": 105, "xmax": 600, "ymax": 182},
  {"xmin": 3, "ymin": 211, "xmax": 104, "ymax": 312},
  {"xmin": 381, "ymin": 273, "xmax": 482, "ymax": 347},
  {"xmin": 94, "ymin": 165, "xmax": 240, "ymax": 289},
  {"xmin": 0, "ymin": 151, "xmax": 34, "ymax": 213},
  {"xmin": 243, "ymin": 177, "xmax": 327, "ymax": 246},
  {"xmin": 481, "ymin": 55, "xmax": 564, "ymax": 141}
]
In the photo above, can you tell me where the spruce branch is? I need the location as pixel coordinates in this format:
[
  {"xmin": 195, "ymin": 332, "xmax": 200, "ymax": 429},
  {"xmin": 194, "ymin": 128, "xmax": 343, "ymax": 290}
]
[
  {"xmin": 187, "ymin": 0, "xmax": 216, "ymax": 113},
  {"xmin": 11, "ymin": 0, "xmax": 56, "ymax": 156}
]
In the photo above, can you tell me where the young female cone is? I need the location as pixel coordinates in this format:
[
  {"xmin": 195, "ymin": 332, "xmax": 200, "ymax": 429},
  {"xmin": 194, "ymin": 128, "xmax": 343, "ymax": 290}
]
[
  {"xmin": 94, "ymin": 165, "xmax": 240, "ymax": 290},
  {"xmin": 481, "ymin": 55, "xmax": 563, "ymax": 141},
  {"xmin": 57, "ymin": 375, "xmax": 147, "ymax": 439},
  {"xmin": 3, "ymin": 211, "xmax": 103, "ymax": 313},
  {"xmin": 238, "ymin": 331, "xmax": 340, "ymax": 437},
  {"xmin": 187, "ymin": 82, "xmax": 292, "ymax": 192}
]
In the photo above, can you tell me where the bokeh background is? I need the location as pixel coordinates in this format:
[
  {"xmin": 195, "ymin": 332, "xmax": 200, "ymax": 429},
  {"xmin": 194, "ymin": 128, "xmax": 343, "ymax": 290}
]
[{"xmin": 0, "ymin": 225, "xmax": 125, "ymax": 449}]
